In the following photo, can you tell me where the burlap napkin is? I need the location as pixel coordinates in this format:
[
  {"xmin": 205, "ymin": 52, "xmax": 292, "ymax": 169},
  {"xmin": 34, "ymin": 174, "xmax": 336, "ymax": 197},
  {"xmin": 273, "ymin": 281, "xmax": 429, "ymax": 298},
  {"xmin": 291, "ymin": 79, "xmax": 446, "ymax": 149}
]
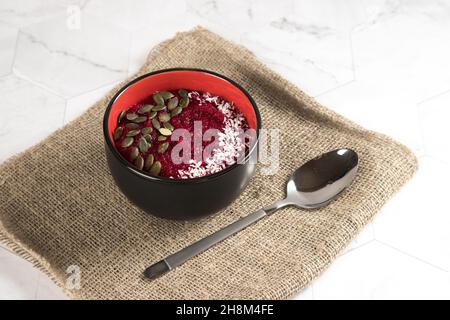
[{"xmin": 0, "ymin": 27, "xmax": 417, "ymax": 299}]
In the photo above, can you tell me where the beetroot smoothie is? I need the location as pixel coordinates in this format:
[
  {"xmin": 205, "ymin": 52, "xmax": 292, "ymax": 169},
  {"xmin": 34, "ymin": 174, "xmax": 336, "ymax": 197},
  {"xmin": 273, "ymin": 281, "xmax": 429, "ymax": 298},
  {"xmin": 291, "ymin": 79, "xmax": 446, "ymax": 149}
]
[{"xmin": 112, "ymin": 89, "xmax": 250, "ymax": 179}]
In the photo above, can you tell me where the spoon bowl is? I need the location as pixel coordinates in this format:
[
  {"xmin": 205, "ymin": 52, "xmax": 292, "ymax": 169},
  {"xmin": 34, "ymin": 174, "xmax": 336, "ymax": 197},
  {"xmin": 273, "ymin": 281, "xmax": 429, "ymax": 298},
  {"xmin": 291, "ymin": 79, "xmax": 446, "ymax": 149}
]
[{"xmin": 283, "ymin": 148, "xmax": 359, "ymax": 210}]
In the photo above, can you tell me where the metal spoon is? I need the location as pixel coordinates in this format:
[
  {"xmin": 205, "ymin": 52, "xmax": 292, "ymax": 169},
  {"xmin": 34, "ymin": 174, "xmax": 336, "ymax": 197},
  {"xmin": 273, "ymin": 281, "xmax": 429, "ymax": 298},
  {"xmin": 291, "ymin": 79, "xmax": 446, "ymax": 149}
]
[{"xmin": 144, "ymin": 148, "xmax": 359, "ymax": 279}]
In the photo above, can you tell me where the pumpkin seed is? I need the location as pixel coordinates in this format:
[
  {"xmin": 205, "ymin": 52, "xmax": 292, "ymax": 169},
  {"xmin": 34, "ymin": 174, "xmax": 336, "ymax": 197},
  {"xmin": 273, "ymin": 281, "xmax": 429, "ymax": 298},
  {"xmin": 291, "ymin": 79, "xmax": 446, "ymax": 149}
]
[
  {"xmin": 138, "ymin": 137, "xmax": 149, "ymax": 153},
  {"xmin": 179, "ymin": 97, "xmax": 189, "ymax": 108},
  {"xmin": 133, "ymin": 116, "xmax": 147, "ymax": 123},
  {"xmin": 148, "ymin": 111, "xmax": 157, "ymax": 119},
  {"xmin": 125, "ymin": 123, "xmax": 139, "ymax": 129},
  {"xmin": 178, "ymin": 89, "xmax": 188, "ymax": 98},
  {"xmin": 144, "ymin": 154, "xmax": 154, "ymax": 170},
  {"xmin": 126, "ymin": 129, "xmax": 140, "ymax": 137},
  {"xmin": 160, "ymin": 91, "xmax": 174, "ymax": 100},
  {"xmin": 149, "ymin": 161, "xmax": 161, "ymax": 176},
  {"xmin": 152, "ymin": 119, "xmax": 160, "ymax": 129},
  {"xmin": 143, "ymin": 134, "xmax": 152, "ymax": 143},
  {"xmin": 170, "ymin": 106, "xmax": 182, "ymax": 117},
  {"xmin": 129, "ymin": 147, "xmax": 139, "ymax": 161},
  {"xmin": 159, "ymin": 112, "xmax": 170, "ymax": 122},
  {"xmin": 135, "ymin": 155, "xmax": 144, "ymax": 170},
  {"xmin": 157, "ymin": 142, "xmax": 169, "ymax": 154},
  {"xmin": 157, "ymin": 135, "xmax": 167, "ymax": 141},
  {"xmin": 164, "ymin": 122, "xmax": 174, "ymax": 131},
  {"xmin": 152, "ymin": 104, "xmax": 165, "ymax": 112},
  {"xmin": 118, "ymin": 111, "xmax": 126, "ymax": 124},
  {"xmin": 126, "ymin": 113, "xmax": 138, "ymax": 121},
  {"xmin": 158, "ymin": 127, "xmax": 172, "ymax": 136},
  {"xmin": 113, "ymin": 127, "xmax": 123, "ymax": 141},
  {"xmin": 121, "ymin": 137, "xmax": 134, "ymax": 148},
  {"xmin": 153, "ymin": 93, "xmax": 164, "ymax": 105},
  {"xmin": 141, "ymin": 127, "xmax": 153, "ymax": 135},
  {"xmin": 167, "ymin": 97, "xmax": 178, "ymax": 110},
  {"xmin": 138, "ymin": 104, "xmax": 153, "ymax": 114}
]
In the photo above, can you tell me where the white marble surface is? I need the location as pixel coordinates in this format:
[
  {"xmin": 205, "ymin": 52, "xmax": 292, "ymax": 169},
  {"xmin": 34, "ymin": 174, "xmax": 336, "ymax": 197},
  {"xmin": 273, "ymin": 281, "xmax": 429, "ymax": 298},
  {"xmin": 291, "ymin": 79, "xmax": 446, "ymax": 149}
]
[{"xmin": 0, "ymin": 0, "xmax": 449, "ymax": 300}]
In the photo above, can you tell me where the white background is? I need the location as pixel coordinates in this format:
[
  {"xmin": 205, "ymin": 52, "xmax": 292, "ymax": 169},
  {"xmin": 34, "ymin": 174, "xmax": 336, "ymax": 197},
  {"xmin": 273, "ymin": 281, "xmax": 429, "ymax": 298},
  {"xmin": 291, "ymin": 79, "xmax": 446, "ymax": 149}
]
[{"xmin": 0, "ymin": 0, "xmax": 449, "ymax": 299}]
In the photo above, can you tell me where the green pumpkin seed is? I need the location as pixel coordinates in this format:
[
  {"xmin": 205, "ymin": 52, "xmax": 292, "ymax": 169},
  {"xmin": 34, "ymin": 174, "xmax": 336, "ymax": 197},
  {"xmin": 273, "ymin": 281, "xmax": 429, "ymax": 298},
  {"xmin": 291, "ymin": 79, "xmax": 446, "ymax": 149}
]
[
  {"xmin": 159, "ymin": 112, "xmax": 170, "ymax": 122},
  {"xmin": 170, "ymin": 106, "xmax": 182, "ymax": 117},
  {"xmin": 149, "ymin": 161, "xmax": 162, "ymax": 175},
  {"xmin": 134, "ymin": 155, "xmax": 144, "ymax": 170},
  {"xmin": 126, "ymin": 113, "xmax": 138, "ymax": 121},
  {"xmin": 153, "ymin": 93, "xmax": 164, "ymax": 105},
  {"xmin": 138, "ymin": 137, "xmax": 149, "ymax": 153},
  {"xmin": 157, "ymin": 135, "xmax": 167, "ymax": 141},
  {"xmin": 143, "ymin": 134, "xmax": 152, "ymax": 143},
  {"xmin": 141, "ymin": 127, "xmax": 153, "ymax": 135},
  {"xmin": 133, "ymin": 116, "xmax": 147, "ymax": 123},
  {"xmin": 144, "ymin": 154, "xmax": 154, "ymax": 170},
  {"xmin": 125, "ymin": 123, "xmax": 139, "ymax": 129},
  {"xmin": 179, "ymin": 97, "xmax": 189, "ymax": 108},
  {"xmin": 113, "ymin": 127, "xmax": 123, "ymax": 141},
  {"xmin": 121, "ymin": 137, "xmax": 134, "ymax": 148},
  {"xmin": 129, "ymin": 147, "xmax": 139, "ymax": 161},
  {"xmin": 178, "ymin": 89, "xmax": 188, "ymax": 98},
  {"xmin": 126, "ymin": 129, "xmax": 140, "ymax": 137},
  {"xmin": 152, "ymin": 119, "xmax": 160, "ymax": 129},
  {"xmin": 118, "ymin": 111, "xmax": 126, "ymax": 124},
  {"xmin": 158, "ymin": 127, "xmax": 172, "ymax": 136},
  {"xmin": 160, "ymin": 91, "xmax": 174, "ymax": 100},
  {"xmin": 164, "ymin": 122, "xmax": 174, "ymax": 131},
  {"xmin": 157, "ymin": 142, "xmax": 169, "ymax": 154},
  {"xmin": 138, "ymin": 104, "xmax": 153, "ymax": 114},
  {"xmin": 167, "ymin": 97, "xmax": 179, "ymax": 110},
  {"xmin": 152, "ymin": 104, "xmax": 165, "ymax": 112},
  {"xmin": 148, "ymin": 111, "xmax": 157, "ymax": 119}
]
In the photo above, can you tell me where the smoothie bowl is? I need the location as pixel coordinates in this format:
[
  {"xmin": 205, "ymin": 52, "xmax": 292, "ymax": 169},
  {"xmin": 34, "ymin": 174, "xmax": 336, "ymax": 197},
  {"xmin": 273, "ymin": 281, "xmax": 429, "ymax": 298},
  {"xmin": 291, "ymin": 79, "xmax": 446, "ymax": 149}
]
[{"xmin": 103, "ymin": 68, "xmax": 261, "ymax": 220}]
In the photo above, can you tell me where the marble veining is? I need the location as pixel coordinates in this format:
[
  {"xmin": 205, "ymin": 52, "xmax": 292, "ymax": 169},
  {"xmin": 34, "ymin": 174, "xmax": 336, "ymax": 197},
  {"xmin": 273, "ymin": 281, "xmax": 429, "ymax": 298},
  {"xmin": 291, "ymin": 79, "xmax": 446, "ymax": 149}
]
[{"xmin": 14, "ymin": 14, "xmax": 130, "ymax": 97}]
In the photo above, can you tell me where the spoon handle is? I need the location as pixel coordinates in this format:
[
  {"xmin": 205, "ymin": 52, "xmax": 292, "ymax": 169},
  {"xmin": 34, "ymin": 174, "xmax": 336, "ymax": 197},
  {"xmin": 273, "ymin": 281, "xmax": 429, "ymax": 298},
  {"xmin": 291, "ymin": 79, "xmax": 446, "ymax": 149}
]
[{"xmin": 144, "ymin": 209, "xmax": 268, "ymax": 279}]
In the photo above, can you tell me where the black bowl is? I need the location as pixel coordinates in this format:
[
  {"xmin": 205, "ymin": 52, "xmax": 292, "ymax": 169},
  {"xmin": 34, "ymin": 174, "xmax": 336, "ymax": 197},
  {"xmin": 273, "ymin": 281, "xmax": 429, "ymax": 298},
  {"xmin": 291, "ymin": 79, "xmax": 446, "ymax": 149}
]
[{"xmin": 103, "ymin": 68, "xmax": 261, "ymax": 220}]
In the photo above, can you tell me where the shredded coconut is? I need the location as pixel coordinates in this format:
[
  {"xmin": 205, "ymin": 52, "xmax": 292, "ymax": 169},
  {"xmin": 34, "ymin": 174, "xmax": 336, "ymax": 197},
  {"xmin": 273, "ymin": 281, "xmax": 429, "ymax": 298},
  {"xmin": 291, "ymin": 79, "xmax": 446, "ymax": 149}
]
[{"xmin": 177, "ymin": 91, "xmax": 249, "ymax": 179}]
